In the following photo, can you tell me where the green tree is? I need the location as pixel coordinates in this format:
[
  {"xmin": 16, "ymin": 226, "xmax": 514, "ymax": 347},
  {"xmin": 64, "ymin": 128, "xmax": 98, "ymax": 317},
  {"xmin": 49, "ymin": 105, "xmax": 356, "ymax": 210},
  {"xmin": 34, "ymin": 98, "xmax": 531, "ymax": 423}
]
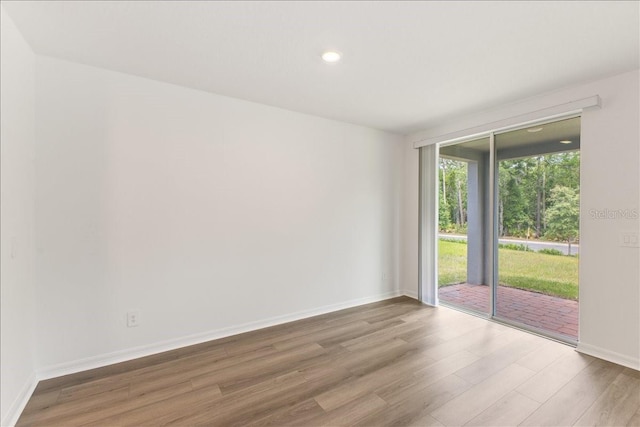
[
  {"xmin": 499, "ymin": 152, "xmax": 579, "ymax": 239},
  {"xmin": 438, "ymin": 191, "xmax": 451, "ymax": 230},
  {"xmin": 547, "ymin": 151, "xmax": 580, "ymax": 191},
  {"xmin": 503, "ymin": 175, "xmax": 530, "ymax": 236},
  {"xmin": 499, "ymin": 160, "xmax": 531, "ymax": 237},
  {"xmin": 545, "ymin": 186, "xmax": 580, "ymax": 255},
  {"xmin": 439, "ymin": 158, "xmax": 467, "ymax": 231}
]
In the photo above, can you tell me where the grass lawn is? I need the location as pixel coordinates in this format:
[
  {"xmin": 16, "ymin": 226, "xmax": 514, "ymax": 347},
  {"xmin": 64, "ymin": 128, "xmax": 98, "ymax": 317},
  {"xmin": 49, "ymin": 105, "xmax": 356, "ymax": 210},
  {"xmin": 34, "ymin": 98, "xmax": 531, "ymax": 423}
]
[{"xmin": 438, "ymin": 239, "xmax": 578, "ymax": 300}]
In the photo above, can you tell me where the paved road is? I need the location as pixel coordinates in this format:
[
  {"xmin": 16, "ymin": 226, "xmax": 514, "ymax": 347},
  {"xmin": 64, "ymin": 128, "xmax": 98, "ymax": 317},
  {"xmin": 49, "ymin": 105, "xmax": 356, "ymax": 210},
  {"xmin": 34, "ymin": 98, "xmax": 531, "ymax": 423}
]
[{"xmin": 439, "ymin": 234, "xmax": 579, "ymax": 255}]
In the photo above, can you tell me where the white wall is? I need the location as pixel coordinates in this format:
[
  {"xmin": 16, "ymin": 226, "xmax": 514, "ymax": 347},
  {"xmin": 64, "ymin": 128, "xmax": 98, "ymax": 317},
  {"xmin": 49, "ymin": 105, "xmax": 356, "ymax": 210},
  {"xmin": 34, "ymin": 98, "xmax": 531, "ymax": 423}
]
[
  {"xmin": 403, "ymin": 70, "xmax": 640, "ymax": 369},
  {"xmin": 0, "ymin": 7, "xmax": 38, "ymax": 426},
  {"xmin": 33, "ymin": 56, "xmax": 404, "ymax": 373}
]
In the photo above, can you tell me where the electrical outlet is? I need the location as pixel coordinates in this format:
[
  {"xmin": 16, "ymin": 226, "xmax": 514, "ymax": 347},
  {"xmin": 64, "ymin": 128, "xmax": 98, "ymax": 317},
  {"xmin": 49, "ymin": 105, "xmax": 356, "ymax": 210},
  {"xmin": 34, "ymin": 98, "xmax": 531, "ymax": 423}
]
[
  {"xmin": 127, "ymin": 310, "xmax": 140, "ymax": 327},
  {"xmin": 620, "ymin": 232, "xmax": 639, "ymax": 248},
  {"xmin": 382, "ymin": 272, "xmax": 388, "ymax": 281}
]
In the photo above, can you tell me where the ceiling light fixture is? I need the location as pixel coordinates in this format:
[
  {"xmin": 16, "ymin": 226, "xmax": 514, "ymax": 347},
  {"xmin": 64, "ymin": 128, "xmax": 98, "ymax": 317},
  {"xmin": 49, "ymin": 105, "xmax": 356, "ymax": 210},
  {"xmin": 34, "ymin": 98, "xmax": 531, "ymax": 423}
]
[
  {"xmin": 527, "ymin": 127, "xmax": 543, "ymax": 133},
  {"xmin": 559, "ymin": 140, "xmax": 572, "ymax": 144},
  {"xmin": 322, "ymin": 51, "xmax": 341, "ymax": 63}
]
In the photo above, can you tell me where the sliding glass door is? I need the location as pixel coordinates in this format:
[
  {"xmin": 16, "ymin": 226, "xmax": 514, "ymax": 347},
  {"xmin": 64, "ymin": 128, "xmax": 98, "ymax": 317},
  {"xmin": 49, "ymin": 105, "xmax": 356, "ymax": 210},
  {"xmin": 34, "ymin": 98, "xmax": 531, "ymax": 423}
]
[
  {"xmin": 436, "ymin": 117, "xmax": 580, "ymax": 343},
  {"xmin": 438, "ymin": 136, "xmax": 492, "ymax": 316},
  {"xmin": 494, "ymin": 118, "xmax": 580, "ymax": 341}
]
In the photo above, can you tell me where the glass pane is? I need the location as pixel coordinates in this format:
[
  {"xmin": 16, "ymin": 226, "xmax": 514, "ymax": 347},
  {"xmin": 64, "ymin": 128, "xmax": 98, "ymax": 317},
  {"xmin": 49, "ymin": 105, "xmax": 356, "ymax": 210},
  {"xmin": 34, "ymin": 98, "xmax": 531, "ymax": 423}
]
[
  {"xmin": 494, "ymin": 117, "xmax": 580, "ymax": 341},
  {"xmin": 438, "ymin": 137, "xmax": 491, "ymax": 315}
]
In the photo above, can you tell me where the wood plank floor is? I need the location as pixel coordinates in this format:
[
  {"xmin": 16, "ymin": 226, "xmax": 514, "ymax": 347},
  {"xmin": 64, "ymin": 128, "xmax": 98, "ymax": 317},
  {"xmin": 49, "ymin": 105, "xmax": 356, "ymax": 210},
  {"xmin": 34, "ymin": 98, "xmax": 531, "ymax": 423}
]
[{"xmin": 17, "ymin": 297, "xmax": 640, "ymax": 426}]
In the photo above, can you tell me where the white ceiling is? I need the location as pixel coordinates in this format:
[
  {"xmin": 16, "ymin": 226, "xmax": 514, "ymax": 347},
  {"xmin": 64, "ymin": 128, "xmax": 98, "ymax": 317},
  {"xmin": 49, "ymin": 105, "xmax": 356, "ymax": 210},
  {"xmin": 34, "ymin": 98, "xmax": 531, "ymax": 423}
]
[{"xmin": 3, "ymin": 1, "xmax": 639, "ymax": 134}]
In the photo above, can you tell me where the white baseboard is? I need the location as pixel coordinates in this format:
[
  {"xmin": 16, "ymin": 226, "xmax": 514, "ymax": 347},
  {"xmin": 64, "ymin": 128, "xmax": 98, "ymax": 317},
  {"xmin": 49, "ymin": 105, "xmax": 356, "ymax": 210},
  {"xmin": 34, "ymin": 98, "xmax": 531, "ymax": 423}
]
[
  {"xmin": 37, "ymin": 290, "xmax": 403, "ymax": 381},
  {"xmin": 576, "ymin": 342, "xmax": 640, "ymax": 371},
  {"xmin": 402, "ymin": 289, "xmax": 419, "ymax": 300},
  {"xmin": 1, "ymin": 372, "xmax": 37, "ymax": 427},
  {"xmin": 400, "ymin": 289, "xmax": 439, "ymax": 307}
]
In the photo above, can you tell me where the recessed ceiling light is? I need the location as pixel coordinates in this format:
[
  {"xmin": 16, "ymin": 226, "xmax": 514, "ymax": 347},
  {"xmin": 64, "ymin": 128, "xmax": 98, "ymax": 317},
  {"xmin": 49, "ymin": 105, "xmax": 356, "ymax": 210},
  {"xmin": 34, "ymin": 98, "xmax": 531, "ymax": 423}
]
[
  {"xmin": 559, "ymin": 140, "xmax": 572, "ymax": 144},
  {"xmin": 527, "ymin": 127, "xmax": 543, "ymax": 133},
  {"xmin": 322, "ymin": 51, "xmax": 341, "ymax": 63}
]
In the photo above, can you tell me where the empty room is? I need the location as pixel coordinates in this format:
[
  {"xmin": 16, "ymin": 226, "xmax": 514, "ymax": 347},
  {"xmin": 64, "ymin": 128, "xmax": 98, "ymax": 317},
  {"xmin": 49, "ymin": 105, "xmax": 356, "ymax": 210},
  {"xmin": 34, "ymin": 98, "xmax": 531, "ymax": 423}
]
[{"xmin": 1, "ymin": 1, "xmax": 639, "ymax": 426}]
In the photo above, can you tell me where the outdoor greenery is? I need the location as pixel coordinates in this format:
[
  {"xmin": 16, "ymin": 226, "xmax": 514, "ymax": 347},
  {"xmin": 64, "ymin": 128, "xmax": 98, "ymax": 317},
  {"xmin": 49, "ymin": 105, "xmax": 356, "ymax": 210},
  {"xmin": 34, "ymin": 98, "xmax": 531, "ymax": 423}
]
[
  {"xmin": 438, "ymin": 149, "xmax": 580, "ymax": 301},
  {"xmin": 438, "ymin": 240, "xmax": 579, "ymax": 300},
  {"xmin": 498, "ymin": 243, "xmax": 533, "ymax": 252},
  {"xmin": 438, "ymin": 239, "xmax": 469, "ymax": 286},
  {"xmin": 545, "ymin": 186, "xmax": 580, "ymax": 255},
  {"xmin": 439, "ymin": 151, "xmax": 580, "ymax": 246},
  {"xmin": 538, "ymin": 248, "xmax": 565, "ymax": 256}
]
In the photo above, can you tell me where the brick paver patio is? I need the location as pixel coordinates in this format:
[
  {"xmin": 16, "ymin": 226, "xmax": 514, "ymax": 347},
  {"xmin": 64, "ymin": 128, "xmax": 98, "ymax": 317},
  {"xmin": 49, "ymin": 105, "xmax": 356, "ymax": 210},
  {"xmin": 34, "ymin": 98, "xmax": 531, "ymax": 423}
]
[{"xmin": 438, "ymin": 284, "xmax": 578, "ymax": 340}]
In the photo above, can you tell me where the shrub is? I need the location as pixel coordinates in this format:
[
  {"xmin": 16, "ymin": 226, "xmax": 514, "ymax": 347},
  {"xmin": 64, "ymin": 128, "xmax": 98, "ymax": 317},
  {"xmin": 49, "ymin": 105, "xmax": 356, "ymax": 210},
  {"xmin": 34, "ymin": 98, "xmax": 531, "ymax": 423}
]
[
  {"xmin": 498, "ymin": 243, "xmax": 533, "ymax": 252},
  {"xmin": 538, "ymin": 248, "xmax": 564, "ymax": 256},
  {"xmin": 449, "ymin": 224, "xmax": 468, "ymax": 234}
]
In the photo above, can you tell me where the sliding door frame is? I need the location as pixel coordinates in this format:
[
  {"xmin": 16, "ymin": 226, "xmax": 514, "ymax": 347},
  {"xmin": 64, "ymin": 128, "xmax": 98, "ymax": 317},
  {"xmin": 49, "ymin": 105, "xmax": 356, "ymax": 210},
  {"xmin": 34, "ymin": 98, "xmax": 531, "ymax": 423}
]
[{"xmin": 422, "ymin": 111, "xmax": 587, "ymax": 343}]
